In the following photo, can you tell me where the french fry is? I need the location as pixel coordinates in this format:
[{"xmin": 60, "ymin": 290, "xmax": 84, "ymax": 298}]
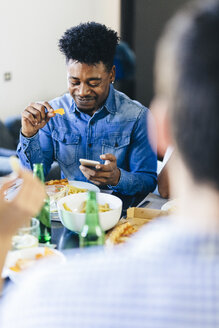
[
  {"xmin": 67, "ymin": 185, "xmax": 87, "ymax": 194},
  {"xmin": 63, "ymin": 202, "xmax": 72, "ymax": 212},
  {"xmin": 80, "ymin": 201, "xmax": 111, "ymax": 213},
  {"xmin": 54, "ymin": 108, "xmax": 65, "ymax": 115}
]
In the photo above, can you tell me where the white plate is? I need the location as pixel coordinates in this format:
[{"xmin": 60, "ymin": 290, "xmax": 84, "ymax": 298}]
[
  {"xmin": 2, "ymin": 247, "xmax": 65, "ymax": 283},
  {"xmin": 68, "ymin": 180, "xmax": 100, "ymax": 193},
  {"xmin": 161, "ymin": 199, "xmax": 178, "ymax": 211},
  {"xmin": 48, "ymin": 181, "xmax": 100, "ymax": 219}
]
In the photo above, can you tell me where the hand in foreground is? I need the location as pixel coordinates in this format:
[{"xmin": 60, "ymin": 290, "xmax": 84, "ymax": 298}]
[
  {"xmin": 79, "ymin": 153, "xmax": 121, "ymax": 186},
  {"xmin": 0, "ymin": 168, "xmax": 46, "ymax": 292},
  {"xmin": 21, "ymin": 101, "xmax": 55, "ymax": 138},
  {"xmin": 0, "ymin": 169, "xmax": 46, "ymax": 237}
]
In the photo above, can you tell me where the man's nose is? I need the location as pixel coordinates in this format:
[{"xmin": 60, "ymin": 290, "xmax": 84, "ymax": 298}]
[{"xmin": 78, "ymin": 83, "xmax": 90, "ymax": 97}]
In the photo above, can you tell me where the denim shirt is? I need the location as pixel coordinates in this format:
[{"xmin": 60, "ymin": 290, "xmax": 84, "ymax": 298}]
[{"xmin": 17, "ymin": 85, "xmax": 157, "ymax": 196}]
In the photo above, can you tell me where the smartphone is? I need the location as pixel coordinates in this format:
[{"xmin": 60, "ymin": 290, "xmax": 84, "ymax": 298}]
[{"xmin": 79, "ymin": 158, "xmax": 100, "ymax": 168}]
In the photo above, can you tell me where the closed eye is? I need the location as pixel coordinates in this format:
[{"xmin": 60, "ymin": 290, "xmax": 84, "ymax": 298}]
[
  {"xmin": 70, "ymin": 81, "xmax": 80, "ymax": 86},
  {"xmin": 88, "ymin": 82, "xmax": 101, "ymax": 87},
  {"xmin": 68, "ymin": 79, "xmax": 101, "ymax": 87}
]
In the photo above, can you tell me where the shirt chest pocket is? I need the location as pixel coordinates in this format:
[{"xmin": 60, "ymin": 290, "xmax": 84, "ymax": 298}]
[
  {"xmin": 101, "ymin": 134, "xmax": 130, "ymax": 157},
  {"xmin": 52, "ymin": 130, "xmax": 80, "ymax": 166}
]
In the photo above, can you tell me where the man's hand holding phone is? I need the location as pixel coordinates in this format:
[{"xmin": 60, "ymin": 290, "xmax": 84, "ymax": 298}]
[{"xmin": 79, "ymin": 154, "xmax": 121, "ymax": 186}]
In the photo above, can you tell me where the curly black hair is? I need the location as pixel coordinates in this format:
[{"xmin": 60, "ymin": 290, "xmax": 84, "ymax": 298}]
[{"xmin": 58, "ymin": 22, "xmax": 119, "ymax": 71}]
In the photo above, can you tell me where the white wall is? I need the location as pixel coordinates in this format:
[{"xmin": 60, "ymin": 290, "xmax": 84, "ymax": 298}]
[{"xmin": 0, "ymin": 0, "xmax": 120, "ymax": 120}]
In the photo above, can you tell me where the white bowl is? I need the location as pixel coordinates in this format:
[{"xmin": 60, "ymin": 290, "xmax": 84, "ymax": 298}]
[{"xmin": 57, "ymin": 193, "xmax": 122, "ymax": 232}]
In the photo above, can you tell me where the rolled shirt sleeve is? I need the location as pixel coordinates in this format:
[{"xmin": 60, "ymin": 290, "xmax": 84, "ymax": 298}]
[{"xmin": 17, "ymin": 125, "xmax": 54, "ymax": 177}]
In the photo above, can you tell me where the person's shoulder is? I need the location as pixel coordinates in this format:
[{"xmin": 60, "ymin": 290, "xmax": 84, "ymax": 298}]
[
  {"xmin": 114, "ymin": 89, "xmax": 148, "ymax": 118},
  {"xmin": 49, "ymin": 93, "xmax": 72, "ymax": 109}
]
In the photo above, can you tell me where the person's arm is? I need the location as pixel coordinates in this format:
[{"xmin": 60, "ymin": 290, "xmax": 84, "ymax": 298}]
[
  {"xmin": 80, "ymin": 108, "xmax": 157, "ymax": 195},
  {"xmin": 17, "ymin": 128, "xmax": 55, "ymax": 177},
  {"xmin": 158, "ymin": 162, "xmax": 170, "ymax": 199},
  {"xmin": 0, "ymin": 169, "xmax": 46, "ymax": 292},
  {"xmin": 17, "ymin": 102, "xmax": 55, "ymax": 177},
  {"xmin": 157, "ymin": 151, "xmax": 174, "ymax": 199}
]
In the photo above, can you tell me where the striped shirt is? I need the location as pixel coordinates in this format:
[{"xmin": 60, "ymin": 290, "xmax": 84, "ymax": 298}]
[{"xmin": 1, "ymin": 217, "xmax": 219, "ymax": 328}]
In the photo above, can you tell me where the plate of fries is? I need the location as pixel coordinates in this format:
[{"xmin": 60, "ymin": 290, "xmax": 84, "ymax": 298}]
[
  {"xmin": 68, "ymin": 180, "xmax": 100, "ymax": 193},
  {"xmin": 46, "ymin": 180, "xmax": 100, "ymax": 216},
  {"xmin": 2, "ymin": 247, "xmax": 65, "ymax": 283}
]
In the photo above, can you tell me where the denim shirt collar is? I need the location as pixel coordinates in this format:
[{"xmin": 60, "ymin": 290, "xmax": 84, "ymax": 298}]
[{"xmin": 70, "ymin": 83, "xmax": 116, "ymax": 115}]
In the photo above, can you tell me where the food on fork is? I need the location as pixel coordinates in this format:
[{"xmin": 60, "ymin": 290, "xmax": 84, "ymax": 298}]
[{"xmin": 54, "ymin": 108, "xmax": 65, "ymax": 115}]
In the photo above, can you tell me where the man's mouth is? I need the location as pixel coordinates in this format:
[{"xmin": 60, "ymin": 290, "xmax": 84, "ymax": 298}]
[{"xmin": 76, "ymin": 97, "xmax": 95, "ymax": 103}]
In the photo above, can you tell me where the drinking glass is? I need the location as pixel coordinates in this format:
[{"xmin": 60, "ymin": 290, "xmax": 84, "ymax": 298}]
[{"xmin": 12, "ymin": 218, "xmax": 39, "ymax": 250}]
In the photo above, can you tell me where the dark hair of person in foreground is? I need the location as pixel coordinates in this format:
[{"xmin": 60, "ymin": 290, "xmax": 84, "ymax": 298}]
[{"xmin": 156, "ymin": 0, "xmax": 219, "ymax": 191}]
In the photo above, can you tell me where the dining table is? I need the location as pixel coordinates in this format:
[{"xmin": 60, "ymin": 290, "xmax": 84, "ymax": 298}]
[
  {"xmin": 2, "ymin": 190, "xmax": 168, "ymax": 295},
  {"xmin": 51, "ymin": 192, "xmax": 168, "ymax": 251},
  {"xmin": 0, "ymin": 176, "xmax": 168, "ymax": 251}
]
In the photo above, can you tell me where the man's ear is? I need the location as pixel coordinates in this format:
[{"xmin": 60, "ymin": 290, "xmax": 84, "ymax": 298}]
[
  {"xmin": 149, "ymin": 97, "xmax": 173, "ymax": 158},
  {"xmin": 110, "ymin": 65, "xmax": 116, "ymax": 83}
]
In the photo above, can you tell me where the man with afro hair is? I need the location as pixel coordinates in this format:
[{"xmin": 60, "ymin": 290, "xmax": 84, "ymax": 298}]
[{"xmin": 18, "ymin": 22, "xmax": 157, "ymax": 210}]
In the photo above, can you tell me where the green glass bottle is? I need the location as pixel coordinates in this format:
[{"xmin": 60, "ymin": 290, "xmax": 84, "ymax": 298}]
[
  {"xmin": 33, "ymin": 163, "xmax": 51, "ymax": 244},
  {"xmin": 79, "ymin": 191, "xmax": 105, "ymax": 247}
]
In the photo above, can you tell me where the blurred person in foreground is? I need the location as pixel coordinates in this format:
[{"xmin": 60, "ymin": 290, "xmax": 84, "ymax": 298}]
[
  {"xmin": 1, "ymin": 0, "xmax": 219, "ymax": 326},
  {"xmin": 0, "ymin": 169, "xmax": 46, "ymax": 293},
  {"xmin": 17, "ymin": 22, "xmax": 157, "ymax": 210}
]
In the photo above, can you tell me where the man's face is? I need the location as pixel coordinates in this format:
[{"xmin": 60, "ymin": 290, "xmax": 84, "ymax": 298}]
[{"xmin": 67, "ymin": 60, "xmax": 115, "ymax": 116}]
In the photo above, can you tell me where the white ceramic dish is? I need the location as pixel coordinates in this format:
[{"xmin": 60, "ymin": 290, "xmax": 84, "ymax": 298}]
[
  {"xmin": 57, "ymin": 192, "xmax": 122, "ymax": 233},
  {"xmin": 47, "ymin": 181, "xmax": 100, "ymax": 215},
  {"xmin": 2, "ymin": 247, "xmax": 65, "ymax": 283},
  {"xmin": 68, "ymin": 180, "xmax": 100, "ymax": 193}
]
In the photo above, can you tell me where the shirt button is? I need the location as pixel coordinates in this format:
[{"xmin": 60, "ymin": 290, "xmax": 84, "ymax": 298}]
[
  {"xmin": 23, "ymin": 143, "xmax": 27, "ymax": 147},
  {"xmin": 88, "ymin": 143, "xmax": 92, "ymax": 148}
]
